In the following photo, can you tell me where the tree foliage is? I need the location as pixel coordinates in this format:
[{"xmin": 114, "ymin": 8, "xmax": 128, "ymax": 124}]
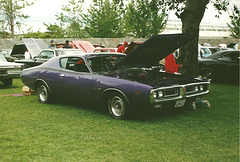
[
  {"xmin": 227, "ymin": 4, "xmax": 240, "ymax": 39},
  {"xmin": 83, "ymin": 0, "xmax": 125, "ymax": 38},
  {"xmin": 0, "ymin": 0, "xmax": 34, "ymax": 38},
  {"xmin": 124, "ymin": 0, "xmax": 168, "ymax": 38},
  {"xmin": 55, "ymin": 0, "xmax": 86, "ymax": 38},
  {"xmin": 44, "ymin": 23, "xmax": 65, "ymax": 38}
]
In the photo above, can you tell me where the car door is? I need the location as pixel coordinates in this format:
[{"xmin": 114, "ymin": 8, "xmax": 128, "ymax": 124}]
[
  {"xmin": 216, "ymin": 51, "xmax": 239, "ymax": 79},
  {"xmin": 225, "ymin": 51, "xmax": 239, "ymax": 80},
  {"xmin": 56, "ymin": 57, "xmax": 93, "ymax": 103}
]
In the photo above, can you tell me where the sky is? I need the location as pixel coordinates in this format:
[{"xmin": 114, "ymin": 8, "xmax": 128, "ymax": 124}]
[{"xmin": 19, "ymin": 0, "xmax": 240, "ymax": 34}]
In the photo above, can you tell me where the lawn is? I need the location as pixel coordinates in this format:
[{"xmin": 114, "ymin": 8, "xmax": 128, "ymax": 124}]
[{"xmin": 0, "ymin": 79, "xmax": 239, "ymax": 161}]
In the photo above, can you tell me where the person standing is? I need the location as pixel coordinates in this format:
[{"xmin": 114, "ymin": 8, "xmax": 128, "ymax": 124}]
[
  {"xmin": 48, "ymin": 40, "xmax": 56, "ymax": 49},
  {"xmin": 62, "ymin": 40, "xmax": 73, "ymax": 49},
  {"xmin": 164, "ymin": 53, "xmax": 181, "ymax": 73},
  {"xmin": 117, "ymin": 41, "xmax": 128, "ymax": 53}
]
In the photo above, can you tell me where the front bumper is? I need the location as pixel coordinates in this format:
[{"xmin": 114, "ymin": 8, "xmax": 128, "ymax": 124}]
[
  {"xmin": 150, "ymin": 82, "xmax": 210, "ymax": 108},
  {"xmin": 0, "ymin": 68, "xmax": 22, "ymax": 79}
]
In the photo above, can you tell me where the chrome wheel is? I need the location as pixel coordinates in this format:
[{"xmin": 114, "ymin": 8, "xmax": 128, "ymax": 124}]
[
  {"xmin": 108, "ymin": 94, "xmax": 127, "ymax": 119},
  {"xmin": 37, "ymin": 83, "xmax": 51, "ymax": 104},
  {"xmin": 39, "ymin": 85, "xmax": 48, "ymax": 102}
]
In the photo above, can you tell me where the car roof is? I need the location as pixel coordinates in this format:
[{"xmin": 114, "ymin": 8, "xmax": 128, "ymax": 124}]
[
  {"xmin": 57, "ymin": 52, "xmax": 125, "ymax": 59},
  {"xmin": 204, "ymin": 49, "xmax": 240, "ymax": 59}
]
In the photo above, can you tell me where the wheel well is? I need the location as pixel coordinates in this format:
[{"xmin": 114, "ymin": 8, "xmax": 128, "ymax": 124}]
[
  {"xmin": 34, "ymin": 80, "xmax": 51, "ymax": 93},
  {"xmin": 102, "ymin": 89, "xmax": 130, "ymax": 107}
]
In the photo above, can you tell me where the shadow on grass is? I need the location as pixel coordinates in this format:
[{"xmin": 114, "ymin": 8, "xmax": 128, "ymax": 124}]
[
  {"xmin": 51, "ymin": 97, "xmax": 197, "ymax": 122},
  {"xmin": 211, "ymin": 78, "xmax": 239, "ymax": 85},
  {"xmin": 0, "ymin": 83, "xmax": 19, "ymax": 89}
]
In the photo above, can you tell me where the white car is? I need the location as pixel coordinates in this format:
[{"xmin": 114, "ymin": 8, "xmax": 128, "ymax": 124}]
[{"xmin": 0, "ymin": 54, "xmax": 23, "ymax": 86}]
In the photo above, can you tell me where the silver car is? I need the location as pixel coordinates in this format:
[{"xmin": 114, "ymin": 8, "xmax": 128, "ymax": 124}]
[{"xmin": 0, "ymin": 54, "xmax": 23, "ymax": 86}]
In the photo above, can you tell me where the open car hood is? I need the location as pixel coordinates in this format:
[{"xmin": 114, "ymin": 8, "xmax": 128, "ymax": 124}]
[
  {"xmin": 72, "ymin": 41, "xmax": 95, "ymax": 53},
  {"xmin": 22, "ymin": 38, "xmax": 48, "ymax": 57},
  {"xmin": 112, "ymin": 34, "xmax": 195, "ymax": 70}
]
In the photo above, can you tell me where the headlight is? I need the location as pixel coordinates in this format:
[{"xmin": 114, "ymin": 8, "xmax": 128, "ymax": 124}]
[
  {"xmin": 199, "ymin": 85, "xmax": 203, "ymax": 91},
  {"xmin": 153, "ymin": 92, "xmax": 158, "ymax": 98},
  {"xmin": 194, "ymin": 86, "xmax": 199, "ymax": 91},
  {"xmin": 153, "ymin": 91, "xmax": 164, "ymax": 99},
  {"xmin": 158, "ymin": 91, "xmax": 163, "ymax": 98}
]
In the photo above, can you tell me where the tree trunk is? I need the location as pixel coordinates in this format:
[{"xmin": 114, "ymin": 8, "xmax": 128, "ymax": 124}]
[
  {"xmin": 177, "ymin": 0, "xmax": 209, "ymax": 77},
  {"xmin": 8, "ymin": 0, "xmax": 14, "ymax": 39}
]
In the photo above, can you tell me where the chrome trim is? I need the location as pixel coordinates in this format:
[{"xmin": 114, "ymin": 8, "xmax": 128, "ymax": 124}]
[{"xmin": 150, "ymin": 82, "xmax": 210, "ymax": 104}]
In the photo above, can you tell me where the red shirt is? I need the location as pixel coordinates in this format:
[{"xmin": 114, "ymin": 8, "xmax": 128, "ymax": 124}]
[
  {"xmin": 164, "ymin": 54, "xmax": 180, "ymax": 73},
  {"xmin": 117, "ymin": 45, "xmax": 125, "ymax": 53}
]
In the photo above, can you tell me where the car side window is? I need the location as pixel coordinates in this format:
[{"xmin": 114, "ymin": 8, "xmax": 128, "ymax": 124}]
[
  {"xmin": 217, "ymin": 52, "xmax": 238, "ymax": 62},
  {"xmin": 38, "ymin": 51, "xmax": 54, "ymax": 59},
  {"xmin": 60, "ymin": 58, "xmax": 68, "ymax": 68},
  {"xmin": 65, "ymin": 57, "xmax": 90, "ymax": 73}
]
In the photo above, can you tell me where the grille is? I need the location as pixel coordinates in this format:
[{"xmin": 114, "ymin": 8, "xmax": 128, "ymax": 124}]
[{"xmin": 163, "ymin": 88, "xmax": 179, "ymax": 97}]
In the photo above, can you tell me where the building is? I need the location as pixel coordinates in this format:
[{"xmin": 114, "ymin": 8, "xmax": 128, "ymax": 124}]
[{"xmin": 162, "ymin": 20, "xmax": 231, "ymax": 38}]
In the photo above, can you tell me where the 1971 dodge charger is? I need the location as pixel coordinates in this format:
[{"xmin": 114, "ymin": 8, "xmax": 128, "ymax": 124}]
[{"xmin": 21, "ymin": 34, "xmax": 210, "ymax": 119}]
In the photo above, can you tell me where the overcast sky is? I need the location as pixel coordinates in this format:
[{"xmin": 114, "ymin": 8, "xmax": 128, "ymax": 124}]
[{"xmin": 19, "ymin": 0, "xmax": 240, "ymax": 33}]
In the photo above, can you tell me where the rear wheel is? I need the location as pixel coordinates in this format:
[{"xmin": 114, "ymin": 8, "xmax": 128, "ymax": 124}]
[
  {"xmin": 108, "ymin": 93, "xmax": 130, "ymax": 119},
  {"xmin": 37, "ymin": 82, "xmax": 52, "ymax": 104}
]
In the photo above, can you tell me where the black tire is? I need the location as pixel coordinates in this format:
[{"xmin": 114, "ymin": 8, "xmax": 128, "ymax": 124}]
[
  {"xmin": 37, "ymin": 82, "xmax": 52, "ymax": 104},
  {"xmin": 107, "ymin": 93, "xmax": 131, "ymax": 119},
  {"xmin": 2, "ymin": 78, "xmax": 13, "ymax": 86}
]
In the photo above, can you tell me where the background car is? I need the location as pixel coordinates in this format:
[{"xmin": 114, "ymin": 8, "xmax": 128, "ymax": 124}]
[
  {"xmin": 198, "ymin": 49, "xmax": 239, "ymax": 83},
  {"xmin": 21, "ymin": 34, "xmax": 210, "ymax": 119},
  {"xmin": 199, "ymin": 46, "xmax": 212, "ymax": 58},
  {"xmin": 206, "ymin": 46, "xmax": 222, "ymax": 54},
  {"xmin": 16, "ymin": 49, "xmax": 84, "ymax": 68},
  {"xmin": 0, "ymin": 54, "xmax": 23, "ymax": 86},
  {"xmin": 93, "ymin": 48, "xmax": 117, "ymax": 53}
]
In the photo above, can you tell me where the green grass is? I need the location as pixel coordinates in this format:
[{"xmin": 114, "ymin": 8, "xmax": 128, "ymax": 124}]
[{"xmin": 0, "ymin": 79, "xmax": 239, "ymax": 161}]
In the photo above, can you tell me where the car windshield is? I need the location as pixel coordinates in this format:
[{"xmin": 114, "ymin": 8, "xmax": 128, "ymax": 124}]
[
  {"xmin": 0, "ymin": 54, "xmax": 7, "ymax": 62},
  {"xmin": 58, "ymin": 50, "xmax": 84, "ymax": 56},
  {"xmin": 200, "ymin": 47, "xmax": 212, "ymax": 58},
  {"xmin": 87, "ymin": 55, "xmax": 124, "ymax": 72}
]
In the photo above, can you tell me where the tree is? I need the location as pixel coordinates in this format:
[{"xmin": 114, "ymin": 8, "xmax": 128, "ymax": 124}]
[
  {"xmin": 124, "ymin": 0, "xmax": 168, "ymax": 38},
  {"xmin": 154, "ymin": 0, "xmax": 229, "ymax": 77},
  {"xmin": 0, "ymin": 0, "xmax": 34, "ymax": 38},
  {"xmin": 227, "ymin": 4, "xmax": 240, "ymax": 39},
  {"xmin": 44, "ymin": 23, "xmax": 65, "ymax": 38},
  {"xmin": 55, "ymin": 0, "xmax": 86, "ymax": 38},
  {"xmin": 83, "ymin": 0, "xmax": 126, "ymax": 38}
]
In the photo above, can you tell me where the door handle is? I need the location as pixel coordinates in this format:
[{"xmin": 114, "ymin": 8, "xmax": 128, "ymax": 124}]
[{"xmin": 60, "ymin": 74, "xmax": 65, "ymax": 77}]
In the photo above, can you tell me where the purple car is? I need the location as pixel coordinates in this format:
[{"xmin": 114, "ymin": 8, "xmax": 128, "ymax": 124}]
[{"xmin": 21, "ymin": 34, "xmax": 210, "ymax": 119}]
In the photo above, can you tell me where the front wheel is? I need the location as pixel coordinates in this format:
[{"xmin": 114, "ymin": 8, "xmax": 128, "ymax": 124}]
[
  {"xmin": 37, "ymin": 83, "xmax": 52, "ymax": 104},
  {"xmin": 108, "ymin": 93, "xmax": 130, "ymax": 119}
]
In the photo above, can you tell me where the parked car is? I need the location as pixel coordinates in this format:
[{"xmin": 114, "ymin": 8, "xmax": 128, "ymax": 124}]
[
  {"xmin": 93, "ymin": 48, "xmax": 117, "ymax": 53},
  {"xmin": 0, "ymin": 48, "xmax": 14, "ymax": 62},
  {"xmin": 21, "ymin": 34, "xmax": 210, "ymax": 119},
  {"xmin": 206, "ymin": 46, "xmax": 222, "ymax": 54},
  {"xmin": 198, "ymin": 50, "xmax": 239, "ymax": 82},
  {"xmin": 199, "ymin": 46, "xmax": 212, "ymax": 58},
  {"xmin": 0, "ymin": 54, "xmax": 23, "ymax": 86},
  {"xmin": 16, "ymin": 49, "xmax": 84, "ymax": 68}
]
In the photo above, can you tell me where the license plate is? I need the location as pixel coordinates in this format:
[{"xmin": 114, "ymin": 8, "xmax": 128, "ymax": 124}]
[{"xmin": 175, "ymin": 99, "xmax": 186, "ymax": 108}]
